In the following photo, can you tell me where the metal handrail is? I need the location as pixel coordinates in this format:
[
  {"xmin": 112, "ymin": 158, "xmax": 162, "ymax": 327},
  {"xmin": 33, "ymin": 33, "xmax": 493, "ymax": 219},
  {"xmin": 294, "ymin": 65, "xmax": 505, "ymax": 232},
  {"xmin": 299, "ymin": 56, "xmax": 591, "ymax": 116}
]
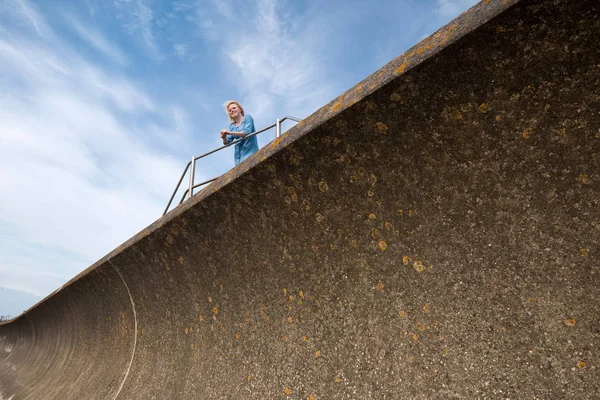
[{"xmin": 163, "ymin": 116, "xmax": 301, "ymax": 216}]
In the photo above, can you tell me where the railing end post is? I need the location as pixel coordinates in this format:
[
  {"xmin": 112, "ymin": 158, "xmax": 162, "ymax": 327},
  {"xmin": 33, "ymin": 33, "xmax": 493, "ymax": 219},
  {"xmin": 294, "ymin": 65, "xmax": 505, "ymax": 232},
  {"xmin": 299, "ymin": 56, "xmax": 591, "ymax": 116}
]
[{"xmin": 276, "ymin": 118, "xmax": 281, "ymax": 138}]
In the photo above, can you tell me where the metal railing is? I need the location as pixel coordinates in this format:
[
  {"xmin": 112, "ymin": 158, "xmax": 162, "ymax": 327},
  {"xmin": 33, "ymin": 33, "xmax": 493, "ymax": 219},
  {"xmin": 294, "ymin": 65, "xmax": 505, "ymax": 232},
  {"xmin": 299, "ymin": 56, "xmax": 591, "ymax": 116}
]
[{"xmin": 163, "ymin": 116, "xmax": 302, "ymax": 216}]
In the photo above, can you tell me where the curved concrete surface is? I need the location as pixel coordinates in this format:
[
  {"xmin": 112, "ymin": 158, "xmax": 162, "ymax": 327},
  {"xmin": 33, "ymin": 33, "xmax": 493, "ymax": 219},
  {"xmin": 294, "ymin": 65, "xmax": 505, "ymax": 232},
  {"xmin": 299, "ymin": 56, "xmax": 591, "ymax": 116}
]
[{"xmin": 1, "ymin": 0, "xmax": 599, "ymax": 398}]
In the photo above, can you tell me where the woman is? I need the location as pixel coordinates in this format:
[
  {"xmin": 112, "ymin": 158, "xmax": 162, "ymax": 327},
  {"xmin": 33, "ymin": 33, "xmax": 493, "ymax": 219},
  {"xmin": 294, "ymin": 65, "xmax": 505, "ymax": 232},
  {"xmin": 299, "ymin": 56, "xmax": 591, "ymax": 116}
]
[{"xmin": 220, "ymin": 101, "xmax": 258, "ymax": 166}]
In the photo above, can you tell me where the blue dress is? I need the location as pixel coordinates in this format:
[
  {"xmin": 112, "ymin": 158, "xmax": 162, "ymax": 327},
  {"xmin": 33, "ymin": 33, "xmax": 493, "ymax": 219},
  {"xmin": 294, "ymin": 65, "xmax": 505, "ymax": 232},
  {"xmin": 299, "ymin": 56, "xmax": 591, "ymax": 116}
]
[{"xmin": 226, "ymin": 115, "xmax": 258, "ymax": 165}]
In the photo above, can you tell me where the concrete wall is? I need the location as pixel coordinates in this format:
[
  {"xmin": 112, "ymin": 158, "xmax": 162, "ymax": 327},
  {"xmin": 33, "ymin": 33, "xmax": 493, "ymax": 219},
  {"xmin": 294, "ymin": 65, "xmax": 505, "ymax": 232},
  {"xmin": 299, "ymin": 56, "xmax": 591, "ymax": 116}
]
[{"xmin": 1, "ymin": 0, "xmax": 599, "ymax": 398}]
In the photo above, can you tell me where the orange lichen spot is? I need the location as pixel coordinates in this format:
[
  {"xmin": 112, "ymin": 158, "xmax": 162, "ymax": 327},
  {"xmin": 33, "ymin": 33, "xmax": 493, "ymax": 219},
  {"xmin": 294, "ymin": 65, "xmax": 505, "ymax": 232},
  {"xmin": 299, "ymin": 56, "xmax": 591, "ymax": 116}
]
[
  {"xmin": 577, "ymin": 360, "xmax": 587, "ymax": 369},
  {"xmin": 444, "ymin": 107, "xmax": 463, "ymax": 120},
  {"xmin": 285, "ymin": 387, "xmax": 291, "ymax": 395},
  {"xmin": 178, "ymin": 256, "xmax": 184, "ymax": 264},
  {"xmin": 416, "ymin": 43, "xmax": 433, "ymax": 54},
  {"xmin": 367, "ymin": 213, "xmax": 377, "ymax": 221},
  {"xmin": 378, "ymin": 240, "xmax": 388, "ymax": 251},
  {"xmin": 413, "ymin": 261, "xmax": 425, "ymax": 273},
  {"xmin": 383, "ymin": 221, "xmax": 392, "ymax": 231},
  {"xmin": 155, "ymin": 293, "xmax": 159, "ymax": 299},
  {"xmin": 368, "ymin": 190, "xmax": 375, "ymax": 197},
  {"xmin": 371, "ymin": 228, "xmax": 380, "ymax": 239},
  {"xmin": 402, "ymin": 255, "xmax": 411, "ymax": 265},
  {"xmin": 527, "ymin": 297, "xmax": 537, "ymax": 303},
  {"xmin": 439, "ymin": 335, "xmax": 445, "ymax": 341},
  {"xmin": 283, "ymin": 288, "xmax": 288, "ymax": 295},
  {"xmin": 330, "ymin": 243, "xmax": 335, "ymax": 250},
  {"xmin": 581, "ymin": 248, "xmax": 589, "ymax": 257},
  {"xmin": 235, "ymin": 333, "xmax": 240, "ymax": 339},
  {"xmin": 417, "ymin": 324, "xmax": 426, "ymax": 332},
  {"xmin": 299, "ymin": 290, "xmax": 305, "ymax": 299},
  {"xmin": 479, "ymin": 103, "xmax": 488, "ymax": 113},
  {"xmin": 495, "ymin": 115, "xmax": 502, "ymax": 121},
  {"xmin": 213, "ymin": 307, "xmax": 218, "ymax": 315},
  {"xmin": 576, "ymin": 174, "xmax": 589, "ymax": 184},
  {"xmin": 184, "ymin": 328, "xmax": 189, "ymax": 335},
  {"xmin": 496, "ymin": 25, "xmax": 507, "ymax": 32},
  {"xmin": 287, "ymin": 317, "xmax": 293, "ymax": 323},
  {"xmin": 375, "ymin": 122, "xmax": 388, "ymax": 134},
  {"xmin": 272, "ymin": 136, "xmax": 283, "ymax": 147},
  {"xmin": 289, "ymin": 295, "xmax": 295, "ymax": 302},
  {"xmin": 368, "ymin": 174, "xmax": 378, "ymax": 186},
  {"xmin": 522, "ymin": 128, "xmax": 533, "ymax": 139},
  {"xmin": 315, "ymin": 350, "xmax": 321, "ymax": 358},
  {"xmin": 399, "ymin": 310, "xmax": 407, "ymax": 318},
  {"xmin": 336, "ymin": 376, "xmax": 341, "ymax": 383},
  {"xmin": 309, "ymin": 395, "xmax": 315, "ymax": 400},
  {"xmin": 397, "ymin": 209, "xmax": 403, "ymax": 216},
  {"xmin": 521, "ymin": 84, "xmax": 535, "ymax": 95},
  {"xmin": 190, "ymin": 343, "xmax": 195, "ymax": 350},
  {"xmin": 302, "ymin": 335, "xmax": 307, "ymax": 342},
  {"xmin": 408, "ymin": 209, "xmax": 415, "ymax": 217},
  {"xmin": 412, "ymin": 333, "xmax": 419, "ymax": 341},
  {"xmin": 208, "ymin": 296, "xmax": 213, "ymax": 303},
  {"xmin": 565, "ymin": 318, "xmax": 577, "ymax": 327},
  {"xmin": 460, "ymin": 103, "xmax": 473, "ymax": 113},
  {"xmin": 318, "ymin": 181, "xmax": 329, "ymax": 192},
  {"xmin": 423, "ymin": 303, "xmax": 430, "ymax": 313},
  {"xmin": 248, "ymin": 375, "xmax": 252, "ymax": 381},
  {"xmin": 556, "ymin": 128, "xmax": 566, "ymax": 136},
  {"xmin": 330, "ymin": 101, "xmax": 344, "ymax": 112},
  {"xmin": 199, "ymin": 314, "xmax": 204, "ymax": 321},
  {"xmin": 315, "ymin": 213, "xmax": 324, "ymax": 223},
  {"xmin": 376, "ymin": 281, "xmax": 385, "ymax": 291},
  {"xmin": 394, "ymin": 61, "xmax": 409, "ymax": 75}
]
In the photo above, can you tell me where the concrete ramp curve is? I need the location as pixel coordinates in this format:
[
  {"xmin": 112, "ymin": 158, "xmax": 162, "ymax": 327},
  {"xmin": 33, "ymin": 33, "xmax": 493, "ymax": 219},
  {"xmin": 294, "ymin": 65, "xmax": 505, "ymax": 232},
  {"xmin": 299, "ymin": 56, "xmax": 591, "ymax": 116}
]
[{"xmin": 1, "ymin": 0, "xmax": 599, "ymax": 398}]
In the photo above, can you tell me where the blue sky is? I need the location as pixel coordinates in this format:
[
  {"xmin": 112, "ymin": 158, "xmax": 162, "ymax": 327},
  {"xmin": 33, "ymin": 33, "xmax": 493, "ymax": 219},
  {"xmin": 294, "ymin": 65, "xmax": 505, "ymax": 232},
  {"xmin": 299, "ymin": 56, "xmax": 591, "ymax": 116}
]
[{"xmin": 0, "ymin": 0, "xmax": 478, "ymax": 318}]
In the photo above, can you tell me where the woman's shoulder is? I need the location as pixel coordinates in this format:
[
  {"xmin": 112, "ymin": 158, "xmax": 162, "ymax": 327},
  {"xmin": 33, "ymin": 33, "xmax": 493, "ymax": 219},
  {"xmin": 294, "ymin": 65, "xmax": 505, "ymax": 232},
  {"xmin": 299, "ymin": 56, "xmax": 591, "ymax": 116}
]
[{"xmin": 243, "ymin": 114, "xmax": 254, "ymax": 121}]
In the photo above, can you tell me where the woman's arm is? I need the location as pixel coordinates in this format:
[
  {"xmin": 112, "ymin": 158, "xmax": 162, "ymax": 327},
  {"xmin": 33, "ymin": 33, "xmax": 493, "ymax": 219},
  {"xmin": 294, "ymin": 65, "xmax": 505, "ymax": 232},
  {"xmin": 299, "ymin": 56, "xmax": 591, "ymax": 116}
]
[{"xmin": 226, "ymin": 115, "xmax": 255, "ymax": 137}]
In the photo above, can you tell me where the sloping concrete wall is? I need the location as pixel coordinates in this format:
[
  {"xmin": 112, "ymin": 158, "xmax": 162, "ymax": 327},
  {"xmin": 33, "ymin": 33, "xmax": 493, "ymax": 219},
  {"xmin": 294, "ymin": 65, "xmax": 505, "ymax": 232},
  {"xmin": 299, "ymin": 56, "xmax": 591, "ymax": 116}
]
[{"xmin": 1, "ymin": 0, "xmax": 599, "ymax": 398}]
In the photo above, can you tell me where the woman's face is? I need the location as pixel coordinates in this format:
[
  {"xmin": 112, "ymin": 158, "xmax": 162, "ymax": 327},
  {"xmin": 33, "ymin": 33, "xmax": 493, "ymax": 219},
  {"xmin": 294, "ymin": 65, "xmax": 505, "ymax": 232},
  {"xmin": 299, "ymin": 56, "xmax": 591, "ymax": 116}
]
[{"xmin": 228, "ymin": 103, "xmax": 241, "ymax": 119}]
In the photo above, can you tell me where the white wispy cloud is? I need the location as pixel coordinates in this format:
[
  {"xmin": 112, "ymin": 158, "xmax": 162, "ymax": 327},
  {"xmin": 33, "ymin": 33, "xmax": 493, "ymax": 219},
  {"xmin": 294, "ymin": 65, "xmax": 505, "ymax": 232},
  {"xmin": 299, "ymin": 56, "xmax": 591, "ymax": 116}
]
[
  {"xmin": 214, "ymin": 0, "xmax": 335, "ymax": 123},
  {"xmin": 64, "ymin": 14, "xmax": 128, "ymax": 65},
  {"xmin": 115, "ymin": 0, "xmax": 160, "ymax": 57},
  {"xmin": 13, "ymin": 0, "xmax": 46, "ymax": 36},
  {"xmin": 173, "ymin": 43, "xmax": 186, "ymax": 57},
  {"xmin": 212, "ymin": 0, "xmax": 233, "ymax": 19},
  {"xmin": 0, "ymin": 8, "xmax": 198, "ymax": 299}
]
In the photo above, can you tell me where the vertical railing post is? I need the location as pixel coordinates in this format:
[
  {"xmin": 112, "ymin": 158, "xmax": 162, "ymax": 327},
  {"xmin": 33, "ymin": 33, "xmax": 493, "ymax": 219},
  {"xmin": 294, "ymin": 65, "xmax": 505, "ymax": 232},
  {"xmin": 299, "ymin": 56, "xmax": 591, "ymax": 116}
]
[
  {"xmin": 188, "ymin": 156, "xmax": 196, "ymax": 199},
  {"xmin": 276, "ymin": 118, "xmax": 281, "ymax": 138}
]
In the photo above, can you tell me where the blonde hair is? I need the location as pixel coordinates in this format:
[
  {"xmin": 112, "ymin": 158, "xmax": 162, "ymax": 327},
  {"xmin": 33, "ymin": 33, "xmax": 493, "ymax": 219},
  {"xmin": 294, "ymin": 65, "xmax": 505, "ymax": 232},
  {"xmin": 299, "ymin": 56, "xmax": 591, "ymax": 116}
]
[{"xmin": 223, "ymin": 100, "xmax": 245, "ymax": 123}]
